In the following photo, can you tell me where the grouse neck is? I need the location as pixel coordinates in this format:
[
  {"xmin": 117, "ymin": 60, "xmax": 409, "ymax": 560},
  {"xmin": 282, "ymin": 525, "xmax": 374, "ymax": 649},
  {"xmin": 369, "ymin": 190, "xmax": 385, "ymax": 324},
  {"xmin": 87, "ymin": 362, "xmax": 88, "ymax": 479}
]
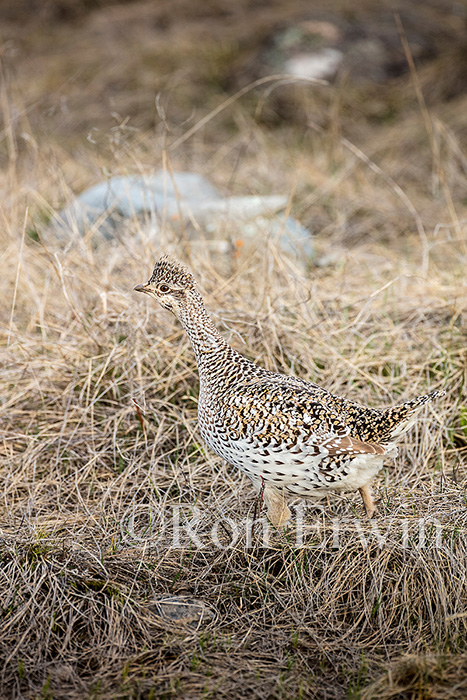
[{"xmin": 178, "ymin": 290, "xmax": 229, "ymax": 362}]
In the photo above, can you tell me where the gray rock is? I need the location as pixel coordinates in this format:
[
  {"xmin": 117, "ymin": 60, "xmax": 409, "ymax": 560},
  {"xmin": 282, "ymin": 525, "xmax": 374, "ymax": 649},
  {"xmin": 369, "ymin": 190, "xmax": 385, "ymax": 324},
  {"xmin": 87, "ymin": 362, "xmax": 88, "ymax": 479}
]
[
  {"xmin": 55, "ymin": 172, "xmax": 221, "ymax": 237},
  {"xmin": 48, "ymin": 170, "xmax": 314, "ymax": 267},
  {"xmin": 237, "ymin": 215, "xmax": 314, "ymax": 261},
  {"xmin": 284, "ymin": 48, "xmax": 343, "ymax": 81},
  {"xmin": 150, "ymin": 594, "xmax": 216, "ymax": 629},
  {"xmin": 196, "ymin": 194, "xmax": 287, "ymax": 221},
  {"xmin": 54, "ymin": 172, "xmax": 289, "ymax": 236}
]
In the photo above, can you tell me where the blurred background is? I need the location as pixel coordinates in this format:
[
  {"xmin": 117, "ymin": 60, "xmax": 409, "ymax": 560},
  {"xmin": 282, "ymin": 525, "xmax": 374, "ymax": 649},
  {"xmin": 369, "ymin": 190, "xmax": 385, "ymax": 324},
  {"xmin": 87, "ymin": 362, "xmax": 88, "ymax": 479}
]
[{"xmin": 2, "ymin": 0, "xmax": 467, "ymax": 257}]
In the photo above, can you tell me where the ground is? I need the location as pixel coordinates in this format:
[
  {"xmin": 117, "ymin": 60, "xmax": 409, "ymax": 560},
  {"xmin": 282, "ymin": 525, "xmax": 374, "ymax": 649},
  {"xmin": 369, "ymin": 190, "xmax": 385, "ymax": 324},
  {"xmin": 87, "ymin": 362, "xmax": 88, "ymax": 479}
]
[{"xmin": 1, "ymin": 1, "xmax": 467, "ymax": 698}]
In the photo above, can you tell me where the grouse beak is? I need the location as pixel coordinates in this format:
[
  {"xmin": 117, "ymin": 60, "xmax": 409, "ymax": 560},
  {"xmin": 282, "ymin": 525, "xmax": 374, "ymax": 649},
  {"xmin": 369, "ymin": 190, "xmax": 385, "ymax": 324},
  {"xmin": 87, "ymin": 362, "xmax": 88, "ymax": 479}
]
[{"xmin": 133, "ymin": 283, "xmax": 151, "ymax": 295}]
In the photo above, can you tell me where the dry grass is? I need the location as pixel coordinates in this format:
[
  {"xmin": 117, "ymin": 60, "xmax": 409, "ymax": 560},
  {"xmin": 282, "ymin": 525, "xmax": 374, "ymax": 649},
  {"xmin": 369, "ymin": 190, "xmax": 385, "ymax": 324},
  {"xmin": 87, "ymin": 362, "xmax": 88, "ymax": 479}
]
[{"xmin": 1, "ymin": 2, "xmax": 467, "ymax": 698}]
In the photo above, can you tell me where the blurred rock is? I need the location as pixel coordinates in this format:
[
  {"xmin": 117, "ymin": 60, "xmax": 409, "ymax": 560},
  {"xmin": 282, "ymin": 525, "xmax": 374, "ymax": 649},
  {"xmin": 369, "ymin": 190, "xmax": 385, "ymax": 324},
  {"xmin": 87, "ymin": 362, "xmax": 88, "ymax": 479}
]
[
  {"xmin": 266, "ymin": 21, "xmax": 344, "ymax": 82},
  {"xmin": 54, "ymin": 172, "xmax": 289, "ymax": 235},
  {"xmin": 284, "ymin": 48, "xmax": 343, "ymax": 81},
  {"xmin": 345, "ymin": 38, "xmax": 389, "ymax": 84},
  {"xmin": 55, "ymin": 172, "xmax": 221, "ymax": 237},
  {"xmin": 150, "ymin": 594, "xmax": 216, "ymax": 629},
  {"xmin": 221, "ymin": 215, "xmax": 315, "ymax": 262},
  {"xmin": 49, "ymin": 171, "xmax": 314, "ymax": 268},
  {"xmin": 258, "ymin": 10, "xmax": 454, "ymax": 91}
]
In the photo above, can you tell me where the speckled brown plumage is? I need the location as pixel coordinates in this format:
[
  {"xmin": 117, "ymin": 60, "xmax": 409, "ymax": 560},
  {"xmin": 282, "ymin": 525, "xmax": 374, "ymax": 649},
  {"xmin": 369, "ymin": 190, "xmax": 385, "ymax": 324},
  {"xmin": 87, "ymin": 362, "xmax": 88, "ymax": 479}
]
[{"xmin": 135, "ymin": 255, "xmax": 445, "ymax": 526}]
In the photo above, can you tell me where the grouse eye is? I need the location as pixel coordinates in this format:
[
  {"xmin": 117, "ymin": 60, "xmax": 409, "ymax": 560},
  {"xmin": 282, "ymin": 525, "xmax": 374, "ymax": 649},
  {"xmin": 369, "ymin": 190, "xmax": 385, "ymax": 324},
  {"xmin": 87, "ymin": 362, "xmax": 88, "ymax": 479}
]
[{"xmin": 159, "ymin": 284, "xmax": 170, "ymax": 293}]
